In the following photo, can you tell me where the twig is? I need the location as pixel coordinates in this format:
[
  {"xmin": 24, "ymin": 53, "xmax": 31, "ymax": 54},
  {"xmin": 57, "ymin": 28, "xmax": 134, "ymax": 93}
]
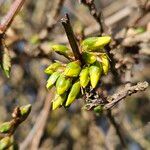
[
  {"xmin": 0, "ymin": 0, "xmax": 26, "ymax": 35},
  {"xmin": 61, "ymin": 14, "xmax": 83, "ymax": 63},
  {"xmin": 104, "ymin": 81, "xmax": 149, "ymax": 110},
  {"xmin": 107, "ymin": 110, "xmax": 126, "ymax": 148},
  {"xmin": 47, "ymin": 0, "xmax": 65, "ymax": 31},
  {"xmin": 80, "ymin": 0, "xmax": 106, "ymax": 35},
  {"xmin": 20, "ymin": 91, "xmax": 54, "ymax": 150}
]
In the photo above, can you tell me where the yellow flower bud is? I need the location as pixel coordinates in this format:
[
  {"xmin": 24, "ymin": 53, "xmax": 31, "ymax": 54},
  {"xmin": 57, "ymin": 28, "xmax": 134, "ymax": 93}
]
[
  {"xmin": 82, "ymin": 52, "xmax": 97, "ymax": 64},
  {"xmin": 52, "ymin": 93, "xmax": 67, "ymax": 110},
  {"xmin": 79, "ymin": 67, "xmax": 89, "ymax": 88},
  {"xmin": 64, "ymin": 61, "xmax": 81, "ymax": 77},
  {"xmin": 0, "ymin": 137, "xmax": 13, "ymax": 150},
  {"xmin": 101, "ymin": 54, "xmax": 110, "ymax": 75},
  {"xmin": 56, "ymin": 74, "xmax": 72, "ymax": 95},
  {"xmin": 89, "ymin": 61, "xmax": 102, "ymax": 88},
  {"xmin": 0, "ymin": 122, "xmax": 12, "ymax": 134},
  {"xmin": 52, "ymin": 44, "xmax": 69, "ymax": 57},
  {"xmin": 46, "ymin": 72, "xmax": 60, "ymax": 89},
  {"xmin": 44, "ymin": 62, "xmax": 61, "ymax": 75},
  {"xmin": 81, "ymin": 36, "xmax": 111, "ymax": 51},
  {"xmin": 65, "ymin": 81, "xmax": 80, "ymax": 107}
]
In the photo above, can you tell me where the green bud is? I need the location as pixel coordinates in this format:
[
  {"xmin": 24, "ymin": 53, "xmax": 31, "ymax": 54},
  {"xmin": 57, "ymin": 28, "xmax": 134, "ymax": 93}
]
[
  {"xmin": 44, "ymin": 62, "xmax": 61, "ymax": 75},
  {"xmin": 89, "ymin": 61, "xmax": 102, "ymax": 88},
  {"xmin": 0, "ymin": 137, "xmax": 13, "ymax": 150},
  {"xmin": 94, "ymin": 105, "xmax": 103, "ymax": 114},
  {"xmin": 82, "ymin": 52, "xmax": 97, "ymax": 64},
  {"xmin": 64, "ymin": 61, "xmax": 81, "ymax": 77},
  {"xmin": 20, "ymin": 104, "xmax": 32, "ymax": 117},
  {"xmin": 134, "ymin": 27, "xmax": 145, "ymax": 34},
  {"xmin": 65, "ymin": 81, "xmax": 80, "ymax": 107},
  {"xmin": 56, "ymin": 74, "xmax": 71, "ymax": 95},
  {"xmin": 81, "ymin": 36, "xmax": 111, "ymax": 51},
  {"xmin": 52, "ymin": 44, "xmax": 69, "ymax": 56},
  {"xmin": 52, "ymin": 93, "xmax": 67, "ymax": 110},
  {"xmin": 46, "ymin": 72, "xmax": 60, "ymax": 89},
  {"xmin": 79, "ymin": 67, "xmax": 89, "ymax": 88},
  {"xmin": 0, "ymin": 122, "xmax": 12, "ymax": 134},
  {"xmin": 101, "ymin": 54, "xmax": 110, "ymax": 75}
]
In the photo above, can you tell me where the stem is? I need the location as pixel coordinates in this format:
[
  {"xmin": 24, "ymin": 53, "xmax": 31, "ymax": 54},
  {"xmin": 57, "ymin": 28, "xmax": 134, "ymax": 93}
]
[
  {"xmin": 61, "ymin": 14, "xmax": 83, "ymax": 64},
  {"xmin": 0, "ymin": 0, "xmax": 26, "ymax": 35},
  {"xmin": 107, "ymin": 110, "xmax": 126, "ymax": 148}
]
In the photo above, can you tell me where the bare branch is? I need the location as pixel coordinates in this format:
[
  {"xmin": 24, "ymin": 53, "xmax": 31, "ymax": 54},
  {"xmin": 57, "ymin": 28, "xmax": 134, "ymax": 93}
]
[
  {"xmin": 61, "ymin": 14, "xmax": 84, "ymax": 64},
  {"xmin": 0, "ymin": 0, "xmax": 26, "ymax": 35},
  {"xmin": 104, "ymin": 81, "xmax": 149, "ymax": 110}
]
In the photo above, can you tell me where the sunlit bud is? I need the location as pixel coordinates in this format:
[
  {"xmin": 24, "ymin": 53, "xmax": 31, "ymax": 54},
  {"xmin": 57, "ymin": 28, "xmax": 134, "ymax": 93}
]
[
  {"xmin": 81, "ymin": 36, "xmax": 111, "ymax": 51},
  {"xmin": 0, "ymin": 137, "xmax": 13, "ymax": 150},
  {"xmin": 89, "ymin": 61, "xmax": 102, "ymax": 88},
  {"xmin": 0, "ymin": 122, "xmax": 12, "ymax": 134},
  {"xmin": 46, "ymin": 72, "xmax": 60, "ymax": 89},
  {"xmin": 94, "ymin": 105, "xmax": 103, "ymax": 114},
  {"xmin": 79, "ymin": 67, "xmax": 89, "ymax": 88},
  {"xmin": 64, "ymin": 61, "xmax": 81, "ymax": 77},
  {"xmin": 101, "ymin": 53, "xmax": 110, "ymax": 75},
  {"xmin": 56, "ymin": 74, "xmax": 71, "ymax": 95},
  {"xmin": 82, "ymin": 52, "xmax": 97, "ymax": 64},
  {"xmin": 65, "ymin": 81, "xmax": 80, "ymax": 107},
  {"xmin": 20, "ymin": 104, "xmax": 32, "ymax": 117},
  {"xmin": 44, "ymin": 62, "xmax": 61, "ymax": 74},
  {"xmin": 52, "ymin": 93, "xmax": 67, "ymax": 110},
  {"xmin": 52, "ymin": 44, "xmax": 69, "ymax": 56}
]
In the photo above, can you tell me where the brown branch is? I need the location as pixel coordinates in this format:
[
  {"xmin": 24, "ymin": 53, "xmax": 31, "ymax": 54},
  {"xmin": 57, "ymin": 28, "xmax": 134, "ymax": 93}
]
[
  {"xmin": 80, "ymin": 0, "xmax": 106, "ymax": 35},
  {"xmin": 0, "ymin": 0, "xmax": 26, "ymax": 35},
  {"xmin": 107, "ymin": 110, "xmax": 126, "ymax": 148},
  {"xmin": 104, "ymin": 81, "xmax": 149, "ymax": 110},
  {"xmin": 20, "ymin": 91, "xmax": 54, "ymax": 150},
  {"xmin": 47, "ymin": 0, "xmax": 65, "ymax": 32},
  {"xmin": 61, "ymin": 14, "xmax": 83, "ymax": 63}
]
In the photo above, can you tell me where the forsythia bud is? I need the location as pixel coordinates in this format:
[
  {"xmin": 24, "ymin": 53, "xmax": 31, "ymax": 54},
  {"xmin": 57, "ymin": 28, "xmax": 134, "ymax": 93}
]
[
  {"xmin": 101, "ymin": 54, "xmax": 110, "ymax": 75},
  {"xmin": 52, "ymin": 93, "xmax": 67, "ymax": 110},
  {"xmin": 56, "ymin": 75, "xmax": 71, "ymax": 95},
  {"xmin": 82, "ymin": 52, "xmax": 97, "ymax": 64},
  {"xmin": 46, "ymin": 72, "xmax": 60, "ymax": 89},
  {"xmin": 44, "ymin": 62, "xmax": 61, "ymax": 74},
  {"xmin": 81, "ymin": 36, "xmax": 111, "ymax": 51},
  {"xmin": 20, "ymin": 104, "xmax": 32, "ymax": 117},
  {"xmin": 52, "ymin": 44, "xmax": 69, "ymax": 56},
  {"xmin": 0, "ymin": 137, "xmax": 13, "ymax": 150},
  {"xmin": 0, "ymin": 122, "xmax": 12, "ymax": 134},
  {"xmin": 93, "ymin": 105, "xmax": 103, "ymax": 114},
  {"xmin": 64, "ymin": 61, "xmax": 81, "ymax": 77},
  {"xmin": 79, "ymin": 67, "xmax": 89, "ymax": 88},
  {"xmin": 89, "ymin": 61, "xmax": 102, "ymax": 88},
  {"xmin": 65, "ymin": 81, "xmax": 80, "ymax": 107}
]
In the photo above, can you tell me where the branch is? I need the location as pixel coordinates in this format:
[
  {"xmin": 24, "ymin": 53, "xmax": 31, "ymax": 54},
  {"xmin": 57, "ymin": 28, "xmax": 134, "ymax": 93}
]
[
  {"xmin": 61, "ymin": 14, "xmax": 83, "ymax": 63},
  {"xmin": 0, "ymin": 0, "xmax": 26, "ymax": 35},
  {"xmin": 80, "ymin": 0, "xmax": 106, "ymax": 35},
  {"xmin": 104, "ymin": 81, "xmax": 149, "ymax": 110},
  {"xmin": 107, "ymin": 110, "xmax": 126, "ymax": 148}
]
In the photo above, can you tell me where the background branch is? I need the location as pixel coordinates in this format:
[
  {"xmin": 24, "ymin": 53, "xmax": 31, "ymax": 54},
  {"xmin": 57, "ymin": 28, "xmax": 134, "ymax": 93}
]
[{"xmin": 0, "ymin": 0, "xmax": 26, "ymax": 35}]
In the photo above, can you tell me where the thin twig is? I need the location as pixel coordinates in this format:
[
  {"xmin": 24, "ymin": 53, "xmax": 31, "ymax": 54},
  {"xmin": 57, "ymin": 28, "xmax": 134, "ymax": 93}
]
[
  {"xmin": 61, "ymin": 14, "xmax": 83, "ymax": 63},
  {"xmin": 107, "ymin": 110, "xmax": 126, "ymax": 148},
  {"xmin": 104, "ymin": 81, "xmax": 149, "ymax": 110},
  {"xmin": 20, "ymin": 91, "xmax": 54, "ymax": 150},
  {"xmin": 0, "ymin": 0, "xmax": 26, "ymax": 35},
  {"xmin": 80, "ymin": 0, "xmax": 106, "ymax": 35}
]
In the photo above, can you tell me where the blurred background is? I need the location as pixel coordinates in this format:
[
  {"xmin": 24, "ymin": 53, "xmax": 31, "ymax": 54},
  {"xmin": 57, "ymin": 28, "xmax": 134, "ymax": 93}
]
[{"xmin": 0, "ymin": 0, "xmax": 150, "ymax": 149}]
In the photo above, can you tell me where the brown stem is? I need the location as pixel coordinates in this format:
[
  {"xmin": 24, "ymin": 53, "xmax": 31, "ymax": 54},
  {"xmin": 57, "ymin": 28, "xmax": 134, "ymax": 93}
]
[
  {"xmin": 0, "ymin": 0, "xmax": 26, "ymax": 35},
  {"xmin": 107, "ymin": 110, "xmax": 126, "ymax": 148},
  {"xmin": 61, "ymin": 14, "xmax": 83, "ymax": 63},
  {"xmin": 80, "ymin": 0, "xmax": 106, "ymax": 35}
]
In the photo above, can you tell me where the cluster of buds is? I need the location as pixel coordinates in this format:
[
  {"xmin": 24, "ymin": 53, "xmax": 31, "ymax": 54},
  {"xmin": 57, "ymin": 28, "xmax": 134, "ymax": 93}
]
[
  {"xmin": 0, "ymin": 104, "xmax": 31, "ymax": 150},
  {"xmin": 45, "ymin": 36, "xmax": 111, "ymax": 110}
]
